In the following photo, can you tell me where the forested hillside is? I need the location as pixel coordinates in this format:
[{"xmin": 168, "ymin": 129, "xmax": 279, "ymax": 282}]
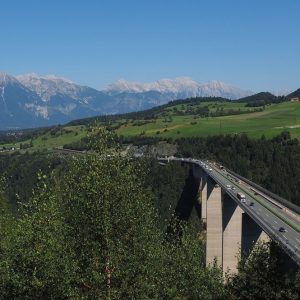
[
  {"xmin": 177, "ymin": 132, "xmax": 300, "ymax": 205},
  {"xmin": 1, "ymin": 128, "xmax": 300, "ymax": 298},
  {"xmin": 0, "ymin": 128, "xmax": 228, "ymax": 299}
]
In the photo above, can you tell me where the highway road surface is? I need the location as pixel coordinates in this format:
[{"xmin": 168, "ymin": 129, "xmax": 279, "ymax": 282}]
[{"xmin": 159, "ymin": 156, "xmax": 300, "ymax": 266}]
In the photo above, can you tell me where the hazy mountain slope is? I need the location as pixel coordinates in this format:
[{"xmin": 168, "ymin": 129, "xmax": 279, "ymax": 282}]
[
  {"xmin": 238, "ymin": 92, "xmax": 277, "ymax": 103},
  {"xmin": 17, "ymin": 73, "xmax": 116, "ymax": 112},
  {"xmin": 1, "ymin": 73, "xmax": 117, "ymax": 129},
  {"xmin": 0, "ymin": 72, "xmax": 51, "ymax": 129},
  {"xmin": 287, "ymin": 89, "xmax": 300, "ymax": 99}
]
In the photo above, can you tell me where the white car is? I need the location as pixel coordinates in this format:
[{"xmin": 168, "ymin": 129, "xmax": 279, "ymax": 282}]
[{"xmin": 226, "ymin": 184, "xmax": 231, "ymax": 189}]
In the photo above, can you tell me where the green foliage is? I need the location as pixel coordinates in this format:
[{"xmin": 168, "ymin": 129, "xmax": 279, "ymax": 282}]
[
  {"xmin": 0, "ymin": 127, "xmax": 227, "ymax": 299},
  {"xmin": 177, "ymin": 133, "xmax": 300, "ymax": 205},
  {"xmin": 227, "ymin": 242, "xmax": 300, "ymax": 299},
  {"xmin": 0, "ymin": 152, "xmax": 64, "ymax": 209},
  {"xmin": 0, "ymin": 176, "xmax": 78, "ymax": 299},
  {"xmin": 60, "ymin": 132, "xmax": 164, "ymax": 298}
]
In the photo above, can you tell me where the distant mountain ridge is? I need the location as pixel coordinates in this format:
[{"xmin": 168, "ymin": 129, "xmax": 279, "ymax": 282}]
[
  {"xmin": 287, "ymin": 89, "xmax": 300, "ymax": 99},
  {"xmin": 105, "ymin": 77, "xmax": 253, "ymax": 99},
  {"xmin": 1, "ymin": 71, "xmax": 294, "ymax": 130}
]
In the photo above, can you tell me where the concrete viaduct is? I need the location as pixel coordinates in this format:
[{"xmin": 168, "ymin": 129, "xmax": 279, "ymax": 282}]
[{"xmin": 159, "ymin": 157, "xmax": 300, "ymax": 274}]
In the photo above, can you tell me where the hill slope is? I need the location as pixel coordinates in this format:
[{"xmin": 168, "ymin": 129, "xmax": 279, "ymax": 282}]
[
  {"xmin": 287, "ymin": 89, "xmax": 300, "ymax": 99},
  {"xmin": 3, "ymin": 100, "xmax": 300, "ymax": 153}
]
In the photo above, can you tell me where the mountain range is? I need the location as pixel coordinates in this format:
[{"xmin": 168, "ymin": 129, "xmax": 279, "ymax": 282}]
[{"xmin": 0, "ymin": 71, "xmax": 276, "ymax": 130}]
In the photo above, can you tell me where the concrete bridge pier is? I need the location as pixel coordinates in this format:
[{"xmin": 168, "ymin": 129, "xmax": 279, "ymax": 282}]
[
  {"xmin": 206, "ymin": 177, "xmax": 223, "ymax": 267},
  {"xmin": 191, "ymin": 164, "xmax": 207, "ymax": 223},
  {"xmin": 201, "ymin": 172, "xmax": 207, "ymax": 223},
  {"xmin": 242, "ymin": 213, "xmax": 270, "ymax": 258},
  {"xmin": 223, "ymin": 194, "xmax": 243, "ymax": 274}
]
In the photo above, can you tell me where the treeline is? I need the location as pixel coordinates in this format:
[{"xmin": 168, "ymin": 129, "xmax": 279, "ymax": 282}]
[
  {"xmin": 238, "ymin": 92, "xmax": 288, "ymax": 107},
  {"xmin": 0, "ymin": 152, "xmax": 65, "ymax": 210},
  {"xmin": 0, "ymin": 126, "xmax": 54, "ymax": 145},
  {"xmin": 67, "ymin": 97, "xmax": 231, "ymax": 126},
  {"xmin": 177, "ymin": 132, "xmax": 300, "ymax": 205},
  {"xmin": 67, "ymin": 92, "xmax": 295, "ymax": 128}
]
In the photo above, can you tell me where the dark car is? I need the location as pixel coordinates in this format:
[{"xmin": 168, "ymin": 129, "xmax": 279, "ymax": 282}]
[
  {"xmin": 279, "ymin": 227, "xmax": 286, "ymax": 233},
  {"xmin": 249, "ymin": 202, "xmax": 254, "ymax": 206}
]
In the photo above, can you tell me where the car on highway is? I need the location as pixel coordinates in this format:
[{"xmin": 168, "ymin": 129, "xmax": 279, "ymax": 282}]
[
  {"xmin": 249, "ymin": 202, "xmax": 254, "ymax": 206},
  {"xmin": 237, "ymin": 192, "xmax": 246, "ymax": 200},
  {"xmin": 226, "ymin": 184, "xmax": 231, "ymax": 189},
  {"xmin": 231, "ymin": 186, "xmax": 236, "ymax": 191},
  {"xmin": 279, "ymin": 227, "xmax": 286, "ymax": 233},
  {"xmin": 208, "ymin": 168, "xmax": 212, "ymax": 171},
  {"xmin": 241, "ymin": 199, "xmax": 246, "ymax": 203}
]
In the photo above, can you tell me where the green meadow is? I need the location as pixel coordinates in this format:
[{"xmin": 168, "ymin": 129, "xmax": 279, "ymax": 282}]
[
  {"xmin": 116, "ymin": 101, "xmax": 300, "ymax": 139},
  {"xmin": 1, "ymin": 125, "xmax": 87, "ymax": 152},
  {"xmin": 2, "ymin": 101, "xmax": 300, "ymax": 152}
]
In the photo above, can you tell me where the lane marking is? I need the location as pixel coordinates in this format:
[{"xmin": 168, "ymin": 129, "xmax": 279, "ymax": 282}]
[
  {"xmin": 274, "ymin": 220, "xmax": 278, "ymax": 224},
  {"xmin": 296, "ymin": 238, "xmax": 300, "ymax": 243},
  {"xmin": 282, "ymin": 235, "xmax": 288, "ymax": 240}
]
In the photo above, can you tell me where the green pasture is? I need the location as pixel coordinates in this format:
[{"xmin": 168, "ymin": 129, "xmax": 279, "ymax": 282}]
[
  {"xmin": 117, "ymin": 102, "xmax": 300, "ymax": 139},
  {"xmin": 2, "ymin": 101, "xmax": 300, "ymax": 153},
  {"xmin": 1, "ymin": 125, "xmax": 87, "ymax": 152}
]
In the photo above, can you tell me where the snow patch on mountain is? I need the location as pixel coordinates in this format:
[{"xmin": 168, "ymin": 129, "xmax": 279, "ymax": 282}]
[
  {"xmin": 105, "ymin": 77, "xmax": 253, "ymax": 99},
  {"xmin": 105, "ymin": 77, "xmax": 199, "ymax": 94}
]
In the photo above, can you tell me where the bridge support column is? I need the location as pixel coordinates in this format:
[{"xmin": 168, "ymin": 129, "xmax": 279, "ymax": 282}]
[
  {"xmin": 201, "ymin": 173, "xmax": 207, "ymax": 222},
  {"xmin": 242, "ymin": 214, "xmax": 270, "ymax": 258},
  {"xmin": 223, "ymin": 194, "xmax": 243, "ymax": 274},
  {"xmin": 206, "ymin": 177, "xmax": 222, "ymax": 267}
]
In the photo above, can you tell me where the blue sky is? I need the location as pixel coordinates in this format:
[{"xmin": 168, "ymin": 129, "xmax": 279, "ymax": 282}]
[{"xmin": 0, "ymin": 0, "xmax": 299, "ymax": 92}]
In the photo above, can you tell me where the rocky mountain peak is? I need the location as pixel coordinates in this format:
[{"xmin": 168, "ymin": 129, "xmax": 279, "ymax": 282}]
[{"xmin": 0, "ymin": 72, "xmax": 19, "ymax": 86}]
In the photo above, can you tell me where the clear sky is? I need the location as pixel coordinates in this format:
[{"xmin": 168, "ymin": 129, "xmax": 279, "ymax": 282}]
[{"xmin": 0, "ymin": 0, "xmax": 299, "ymax": 92}]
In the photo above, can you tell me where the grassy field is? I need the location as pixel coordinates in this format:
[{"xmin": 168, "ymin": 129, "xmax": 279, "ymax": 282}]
[
  {"xmin": 1, "ymin": 125, "xmax": 87, "ymax": 153},
  {"xmin": 2, "ymin": 101, "xmax": 300, "ymax": 152},
  {"xmin": 116, "ymin": 102, "xmax": 300, "ymax": 139}
]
